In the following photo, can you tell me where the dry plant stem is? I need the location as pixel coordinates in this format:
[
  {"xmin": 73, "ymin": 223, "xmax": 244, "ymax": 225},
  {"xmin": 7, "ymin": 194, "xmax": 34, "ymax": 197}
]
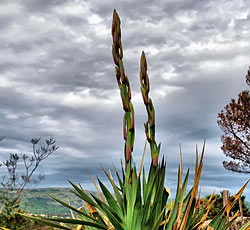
[
  {"xmin": 175, "ymin": 146, "xmax": 184, "ymax": 229},
  {"xmin": 180, "ymin": 142, "xmax": 205, "ymax": 230},
  {"xmin": 89, "ymin": 174, "xmax": 105, "ymax": 203},
  {"xmin": 112, "ymin": 9, "xmax": 135, "ymax": 170},
  {"xmin": 225, "ymin": 178, "xmax": 250, "ymax": 217},
  {"xmin": 140, "ymin": 51, "xmax": 161, "ymax": 168},
  {"xmin": 138, "ymin": 139, "xmax": 147, "ymax": 178}
]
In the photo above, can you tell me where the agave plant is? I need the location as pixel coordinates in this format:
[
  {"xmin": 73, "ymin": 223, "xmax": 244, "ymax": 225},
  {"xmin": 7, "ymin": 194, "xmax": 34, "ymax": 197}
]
[{"xmin": 21, "ymin": 9, "xmax": 250, "ymax": 230}]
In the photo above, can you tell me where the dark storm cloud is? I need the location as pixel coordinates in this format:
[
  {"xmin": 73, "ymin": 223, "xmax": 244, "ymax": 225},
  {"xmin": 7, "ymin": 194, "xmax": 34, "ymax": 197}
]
[{"xmin": 0, "ymin": 0, "xmax": 249, "ymax": 199}]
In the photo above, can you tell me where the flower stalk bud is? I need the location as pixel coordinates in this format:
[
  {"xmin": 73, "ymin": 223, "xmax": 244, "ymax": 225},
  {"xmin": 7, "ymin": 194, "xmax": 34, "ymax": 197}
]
[{"xmin": 112, "ymin": 9, "xmax": 135, "ymax": 170}]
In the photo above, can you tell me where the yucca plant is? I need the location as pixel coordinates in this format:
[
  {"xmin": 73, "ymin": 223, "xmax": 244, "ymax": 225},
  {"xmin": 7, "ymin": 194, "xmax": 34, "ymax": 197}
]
[{"xmin": 21, "ymin": 9, "xmax": 250, "ymax": 230}]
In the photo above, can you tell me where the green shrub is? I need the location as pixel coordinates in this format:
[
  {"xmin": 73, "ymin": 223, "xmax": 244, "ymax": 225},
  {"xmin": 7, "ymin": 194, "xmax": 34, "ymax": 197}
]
[
  {"xmin": 0, "ymin": 200, "xmax": 28, "ymax": 230},
  {"xmin": 204, "ymin": 193, "xmax": 250, "ymax": 218}
]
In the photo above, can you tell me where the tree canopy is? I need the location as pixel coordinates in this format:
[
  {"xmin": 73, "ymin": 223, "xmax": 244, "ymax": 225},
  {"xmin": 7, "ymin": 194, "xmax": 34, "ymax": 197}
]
[{"xmin": 217, "ymin": 67, "xmax": 250, "ymax": 173}]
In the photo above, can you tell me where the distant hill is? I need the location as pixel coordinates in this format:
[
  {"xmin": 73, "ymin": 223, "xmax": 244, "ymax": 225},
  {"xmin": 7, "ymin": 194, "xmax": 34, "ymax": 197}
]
[
  {"xmin": 20, "ymin": 188, "xmax": 98, "ymax": 217},
  {"xmin": 14, "ymin": 188, "xmax": 250, "ymax": 217}
]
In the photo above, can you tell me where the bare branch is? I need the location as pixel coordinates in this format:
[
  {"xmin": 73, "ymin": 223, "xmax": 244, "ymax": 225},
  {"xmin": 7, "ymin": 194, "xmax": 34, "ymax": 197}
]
[{"xmin": 0, "ymin": 137, "xmax": 58, "ymax": 204}]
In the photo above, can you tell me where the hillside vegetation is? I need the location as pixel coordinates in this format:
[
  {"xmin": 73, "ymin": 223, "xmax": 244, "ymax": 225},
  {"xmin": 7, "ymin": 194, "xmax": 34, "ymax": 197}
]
[{"xmin": 19, "ymin": 188, "xmax": 96, "ymax": 217}]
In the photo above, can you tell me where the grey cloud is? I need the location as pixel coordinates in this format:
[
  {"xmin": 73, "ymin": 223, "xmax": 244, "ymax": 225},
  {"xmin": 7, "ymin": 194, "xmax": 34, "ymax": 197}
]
[
  {"xmin": 0, "ymin": 0, "xmax": 249, "ymax": 200},
  {"xmin": 20, "ymin": 0, "xmax": 69, "ymax": 12}
]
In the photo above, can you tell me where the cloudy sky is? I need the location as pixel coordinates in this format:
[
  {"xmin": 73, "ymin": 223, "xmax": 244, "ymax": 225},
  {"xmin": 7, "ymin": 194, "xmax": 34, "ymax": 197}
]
[{"xmin": 0, "ymin": 0, "xmax": 249, "ymax": 199}]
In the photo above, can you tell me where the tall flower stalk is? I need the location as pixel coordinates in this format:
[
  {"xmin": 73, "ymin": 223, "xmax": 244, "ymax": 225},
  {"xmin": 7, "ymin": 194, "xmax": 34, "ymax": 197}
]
[
  {"xmin": 140, "ymin": 51, "xmax": 161, "ymax": 168},
  {"xmin": 112, "ymin": 9, "xmax": 135, "ymax": 170}
]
